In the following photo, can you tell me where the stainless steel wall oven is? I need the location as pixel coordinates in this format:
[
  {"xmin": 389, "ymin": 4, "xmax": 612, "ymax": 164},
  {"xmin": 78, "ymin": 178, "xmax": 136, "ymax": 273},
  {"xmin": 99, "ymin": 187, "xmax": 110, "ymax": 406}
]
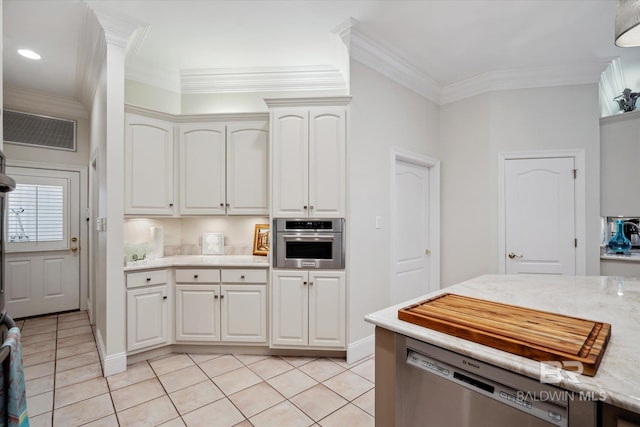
[{"xmin": 273, "ymin": 218, "xmax": 345, "ymax": 269}]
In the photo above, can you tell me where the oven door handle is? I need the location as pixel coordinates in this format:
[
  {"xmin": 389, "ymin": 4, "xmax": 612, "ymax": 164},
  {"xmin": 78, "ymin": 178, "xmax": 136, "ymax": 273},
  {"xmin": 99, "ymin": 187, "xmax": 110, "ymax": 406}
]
[{"xmin": 282, "ymin": 234, "xmax": 336, "ymax": 241}]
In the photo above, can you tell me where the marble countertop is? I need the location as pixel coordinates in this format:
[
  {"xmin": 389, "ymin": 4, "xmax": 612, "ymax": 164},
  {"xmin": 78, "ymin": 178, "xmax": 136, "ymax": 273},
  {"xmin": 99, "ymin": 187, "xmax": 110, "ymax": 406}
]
[
  {"xmin": 124, "ymin": 255, "xmax": 270, "ymax": 271},
  {"xmin": 365, "ymin": 274, "xmax": 640, "ymax": 413}
]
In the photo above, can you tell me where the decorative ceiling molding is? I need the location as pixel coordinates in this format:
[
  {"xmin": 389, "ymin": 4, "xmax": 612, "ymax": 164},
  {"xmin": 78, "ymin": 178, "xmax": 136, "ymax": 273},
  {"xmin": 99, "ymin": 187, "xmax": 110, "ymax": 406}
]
[
  {"xmin": 125, "ymin": 104, "xmax": 269, "ymax": 123},
  {"xmin": 180, "ymin": 66, "xmax": 347, "ymax": 94},
  {"xmin": 87, "ymin": 2, "xmax": 144, "ymax": 48},
  {"xmin": 126, "ymin": 61, "xmax": 182, "ymax": 94},
  {"xmin": 76, "ymin": 2, "xmax": 106, "ymax": 111},
  {"xmin": 440, "ymin": 62, "xmax": 610, "ymax": 105},
  {"xmin": 264, "ymin": 96, "xmax": 352, "ymax": 107},
  {"xmin": 335, "ymin": 18, "xmax": 442, "ymax": 104},
  {"xmin": 126, "ymin": 25, "xmax": 150, "ymax": 58},
  {"xmin": 4, "ymin": 87, "xmax": 89, "ymax": 119}
]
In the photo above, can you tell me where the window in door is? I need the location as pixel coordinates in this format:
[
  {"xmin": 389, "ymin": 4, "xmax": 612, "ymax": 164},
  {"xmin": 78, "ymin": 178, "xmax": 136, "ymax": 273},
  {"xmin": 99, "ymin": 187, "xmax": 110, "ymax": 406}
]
[{"xmin": 5, "ymin": 176, "xmax": 69, "ymax": 252}]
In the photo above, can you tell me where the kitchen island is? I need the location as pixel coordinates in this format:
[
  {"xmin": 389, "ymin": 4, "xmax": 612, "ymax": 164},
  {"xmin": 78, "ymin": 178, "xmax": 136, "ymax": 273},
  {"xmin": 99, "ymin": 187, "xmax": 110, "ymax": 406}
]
[{"xmin": 365, "ymin": 274, "xmax": 640, "ymax": 426}]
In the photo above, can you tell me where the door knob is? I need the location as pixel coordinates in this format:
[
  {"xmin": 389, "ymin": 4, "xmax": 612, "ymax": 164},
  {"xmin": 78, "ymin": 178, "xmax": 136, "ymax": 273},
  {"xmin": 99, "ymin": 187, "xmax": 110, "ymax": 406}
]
[
  {"xmin": 70, "ymin": 246, "xmax": 78, "ymax": 253},
  {"xmin": 508, "ymin": 252, "xmax": 523, "ymax": 259},
  {"xmin": 425, "ymin": 249, "xmax": 432, "ymax": 255},
  {"xmin": 71, "ymin": 237, "xmax": 78, "ymax": 242}
]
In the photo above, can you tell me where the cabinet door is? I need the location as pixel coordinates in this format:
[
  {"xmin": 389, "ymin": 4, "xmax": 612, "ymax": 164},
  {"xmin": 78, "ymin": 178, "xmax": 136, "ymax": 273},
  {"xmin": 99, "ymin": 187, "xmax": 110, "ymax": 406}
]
[
  {"xmin": 175, "ymin": 284, "xmax": 220, "ymax": 342},
  {"xmin": 124, "ymin": 114, "xmax": 175, "ymax": 215},
  {"xmin": 220, "ymin": 284, "xmax": 266, "ymax": 343},
  {"xmin": 308, "ymin": 271, "xmax": 346, "ymax": 348},
  {"xmin": 127, "ymin": 285, "xmax": 169, "ymax": 351},
  {"xmin": 271, "ymin": 110, "xmax": 309, "ymax": 218},
  {"xmin": 308, "ymin": 108, "xmax": 346, "ymax": 218},
  {"xmin": 179, "ymin": 123, "xmax": 226, "ymax": 215},
  {"xmin": 271, "ymin": 270, "xmax": 308, "ymax": 347},
  {"xmin": 227, "ymin": 122, "xmax": 269, "ymax": 215}
]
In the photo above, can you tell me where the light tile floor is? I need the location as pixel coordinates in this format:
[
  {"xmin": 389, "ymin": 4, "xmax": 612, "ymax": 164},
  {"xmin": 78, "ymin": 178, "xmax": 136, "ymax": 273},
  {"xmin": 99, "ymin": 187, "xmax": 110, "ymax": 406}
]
[{"xmin": 18, "ymin": 311, "xmax": 375, "ymax": 427}]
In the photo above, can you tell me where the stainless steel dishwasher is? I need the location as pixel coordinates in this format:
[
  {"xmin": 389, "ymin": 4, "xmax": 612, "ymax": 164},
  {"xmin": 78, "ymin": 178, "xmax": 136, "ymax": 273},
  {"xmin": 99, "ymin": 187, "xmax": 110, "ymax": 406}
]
[{"xmin": 395, "ymin": 335, "xmax": 597, "ymax": 427}]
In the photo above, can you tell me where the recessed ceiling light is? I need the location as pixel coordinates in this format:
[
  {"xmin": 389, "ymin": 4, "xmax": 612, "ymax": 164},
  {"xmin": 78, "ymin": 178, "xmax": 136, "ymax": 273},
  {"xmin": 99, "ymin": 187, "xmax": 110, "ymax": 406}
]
[{"xmin": 17, "ymin": 49, "xmax": 41, "ymax": 60}]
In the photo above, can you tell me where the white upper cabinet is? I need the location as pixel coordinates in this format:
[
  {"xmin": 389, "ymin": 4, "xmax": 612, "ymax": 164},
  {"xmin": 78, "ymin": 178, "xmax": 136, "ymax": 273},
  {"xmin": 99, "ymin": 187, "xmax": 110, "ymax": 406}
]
[
  {"xmin": 226, "ymin": 122, "xmax": 269, "ymax": 215},
  {"xmin": 124, "ymin": 113, "xmax": 175, "ymax": 215},
  {"xmin": 179, "ymin": 123, "xmax": 226, "ymax": 215},
  {"xmin": 178, "ymin": 120, "xmax": 269, "ymax": 216},
  {"xmin": 269, "ymin": 99, "xmax": 348, "ymax": 218}
]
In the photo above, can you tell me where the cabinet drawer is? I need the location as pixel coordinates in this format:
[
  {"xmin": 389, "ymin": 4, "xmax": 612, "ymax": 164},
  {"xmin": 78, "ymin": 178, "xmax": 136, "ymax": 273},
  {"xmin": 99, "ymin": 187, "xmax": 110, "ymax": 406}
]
[
  {"xmin": 126, "ymin": 269, "xmax": 168, "ymax": 289},
  {"xmin": 176, "ymin": 268, "xmax": 220, "ymax": 283},
  {"xmin": 221, "ymin": 269, "xmax": 267, "ymax": 283}
]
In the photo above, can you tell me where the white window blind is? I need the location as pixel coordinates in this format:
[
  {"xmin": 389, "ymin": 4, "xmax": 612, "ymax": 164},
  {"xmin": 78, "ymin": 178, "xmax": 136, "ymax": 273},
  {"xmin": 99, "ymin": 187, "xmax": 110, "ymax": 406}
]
[{"xmin": 7, "ymin": 183, "xmax": 64, "ymax": 243}]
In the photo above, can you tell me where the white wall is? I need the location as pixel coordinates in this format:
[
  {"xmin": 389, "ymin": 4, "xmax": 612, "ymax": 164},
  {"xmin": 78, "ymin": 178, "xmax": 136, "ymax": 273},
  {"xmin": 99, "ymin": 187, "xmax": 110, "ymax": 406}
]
[
  {"xmin": 440, "ymin": 84, "xmax": 601, "ymax": 286},
  {"xmin": 125, "ymin": 80, "xmax": 181, "ymax": 115},
  {"xmin": 600, "ymin": 112, "xmax": 640, "ymax": 216},
  {"xmin": 347, "ymin": 60, "xmax": 440, "ymax": 350}
]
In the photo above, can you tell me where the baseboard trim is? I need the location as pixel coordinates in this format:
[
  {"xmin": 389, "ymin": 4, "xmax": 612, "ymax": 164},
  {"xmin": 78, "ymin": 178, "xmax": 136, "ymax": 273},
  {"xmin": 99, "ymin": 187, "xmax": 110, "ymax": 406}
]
[
  {"xmin": 95, "ymin": 327, "xmax": 127, "ymax": 377},
  {"xmin": 346, "ymin": 334, "xmax": 375, "ymax": 365}
]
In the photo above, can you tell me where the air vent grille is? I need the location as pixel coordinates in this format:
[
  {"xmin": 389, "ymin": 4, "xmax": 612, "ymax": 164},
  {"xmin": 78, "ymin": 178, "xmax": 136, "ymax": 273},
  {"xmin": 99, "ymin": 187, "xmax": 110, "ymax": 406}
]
[{"xmin": 3, "ymin": 110, "xmax": 76, "ymax": 151}]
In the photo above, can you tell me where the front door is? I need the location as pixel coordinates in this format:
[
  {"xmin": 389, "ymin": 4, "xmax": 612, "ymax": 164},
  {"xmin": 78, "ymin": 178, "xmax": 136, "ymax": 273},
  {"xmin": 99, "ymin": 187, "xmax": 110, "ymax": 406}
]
[
  {"xmin": 392, "ymin": 158, "xmax": 432, "ymax": 304},
  {"xmin": 504, "ymin": 157, "xmax": 576, "ymax": 275},
  {"xmin": 4, "ymin": 166, "xmax": 81, "ymax": 318}
]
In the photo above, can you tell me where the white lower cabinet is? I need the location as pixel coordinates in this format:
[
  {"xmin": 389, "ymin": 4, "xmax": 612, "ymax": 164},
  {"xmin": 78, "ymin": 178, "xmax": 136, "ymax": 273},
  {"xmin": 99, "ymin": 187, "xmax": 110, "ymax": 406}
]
[
  {"xmin": 271, "ymin": 269, "xmax": 346, "ymax": 349},
  {"xmin": 126, "ymin": 270, "xmax": 170, "ymax": 352},
  {"xmin": 175, "ymin": 268, "xmax": 267, "ymax": 344}
]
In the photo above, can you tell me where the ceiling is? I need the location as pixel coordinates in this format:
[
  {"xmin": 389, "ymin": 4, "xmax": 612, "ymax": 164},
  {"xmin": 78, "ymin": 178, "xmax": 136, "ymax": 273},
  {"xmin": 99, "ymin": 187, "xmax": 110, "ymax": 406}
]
[{"xmin": 4, "ymin": 0, "xmax": 640, "ymax": 108}]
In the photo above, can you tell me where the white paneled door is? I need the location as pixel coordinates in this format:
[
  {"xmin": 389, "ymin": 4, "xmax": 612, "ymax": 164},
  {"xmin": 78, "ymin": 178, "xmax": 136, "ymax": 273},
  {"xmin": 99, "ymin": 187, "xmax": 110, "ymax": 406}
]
[
  {"xmin": 4, "ymin": 167, "xmax": 80, "ymax": 318},
  {"xmin": 392, "ymin": 158, "xmax": 432, "ymax": 305},
  {"xmin": 504, "ymin": 157, "xmax": 576, "ymax": 275}
]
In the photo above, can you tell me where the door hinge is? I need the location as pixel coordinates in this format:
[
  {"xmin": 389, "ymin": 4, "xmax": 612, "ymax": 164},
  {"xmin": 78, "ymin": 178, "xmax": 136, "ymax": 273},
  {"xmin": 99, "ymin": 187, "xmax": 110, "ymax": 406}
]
[
  {"xmin": 573, "ymin": 169, "xmax": 577, "ymax": 179},
  {"xmin": 574, "ymin": 238, "xmax": 578, "ymax": 248}
]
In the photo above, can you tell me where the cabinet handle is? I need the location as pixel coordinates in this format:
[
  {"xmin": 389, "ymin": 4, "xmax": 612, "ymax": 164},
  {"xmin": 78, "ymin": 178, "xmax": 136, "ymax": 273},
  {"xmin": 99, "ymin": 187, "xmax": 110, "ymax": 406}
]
[
  {"xmin": 169, "ymin": 203, "xmax": 173, "ymax": 207},
  {"xmin": 146, "ymin": 277, "xmax": 151, "ymax": 282},
  {"xmin": 240, "ymin": 275, "xmax": 245, "ymax": 279},
  {"xmin": 194, "ymin": 274, "xmax": 199, "ymax": 279},
  {"xmin": 163, "ymin": 296, "xmax": 167, "ymax": 300}
]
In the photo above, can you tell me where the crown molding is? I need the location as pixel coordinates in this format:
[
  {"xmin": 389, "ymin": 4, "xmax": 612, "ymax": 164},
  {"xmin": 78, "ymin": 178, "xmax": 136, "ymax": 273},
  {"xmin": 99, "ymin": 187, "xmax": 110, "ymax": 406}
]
[
  {"xmin": 440, "ymin": 62, "xmax": 610, "ymax": 105},
  {"xmin": 264, "ymin": 96, "xmax": 352, "ymax": 108},
  {"xmin": 180, "ymin": 66, "xmax": 346, "ymax": 94},
  {"xmin": 125, "ymin": 104, "xmax": 269, "ymax": 122},
  {"xmin": 126, "ymin": 62, "xmax": 182, "ymax": 94},
  {"xmin": 86, "ymin": 2, "xmax": 144, "ymax": 48},
  {"xmin": 599, "ymin": 57, "xmax": 626, "ymax": 117},
  {"xmin": 4, "ymin": 87, "xmax": 89, "ymax": 119},
  {"xmin": 126, "ymin": 25, "xmax": 150, "ymax": 58},
  {"xmin": 76, "ymin": 2, "xmax": 106, "ymax": 110},
  {"xmin": 335, "ymin": 18, "xmax": 442, "ymax": 104}
]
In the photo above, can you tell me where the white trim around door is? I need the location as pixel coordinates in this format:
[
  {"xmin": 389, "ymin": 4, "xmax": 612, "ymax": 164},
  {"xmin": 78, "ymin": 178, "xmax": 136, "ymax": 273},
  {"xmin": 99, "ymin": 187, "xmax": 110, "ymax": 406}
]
[
  {"xmin": 498, "ymin": 149, "xmax": 586, "ymax": 276},
  {"xmin": 390, "ymin": 148, "xmax": 441, "ymax": 294},
  {"xmin": 6, "ymin": 160, "xmax": 89, "ymax": 312}
]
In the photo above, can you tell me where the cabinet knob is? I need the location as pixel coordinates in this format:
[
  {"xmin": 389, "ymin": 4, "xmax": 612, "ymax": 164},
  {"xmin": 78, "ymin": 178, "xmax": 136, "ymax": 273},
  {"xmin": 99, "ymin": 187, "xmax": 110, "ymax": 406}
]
[
  {"xmin": 309, "ymin": 206, "xmax": 314, "ymax": 210},
  {"xmin": 309, "ymin": 281, "xmax": 314, "ymax": 286},
  {"xmin": 303, "ymin": 205, "xmax": 308, "ymax": 210},
  {"xmin": 240, "ymin": 275, "xmax": 245, "ymax": 279},
  {"xmin": 220, "ymin": 294, "xmax": 225, "ymax": 299},
  {"xmin": 163, "ymin": 296, "xmax": 167, "ymax": 300},
  {"xmin": 214, "ymin": 294, "xmax": 219, "ymax": 299},
  {"xmin": 226, "ymin": 203, "xmax": 230, "ymax": 207},
  {"xmin": 169, "ymin": 203, "xmax": 173, "ymax": 207},
  {"xmin": 303, "ymin": 281, "xmax": 308, "ymax": 285},
  {"xmin": 194, "ymin": 274, "xmax": 199, "ymax": 279},
  {"xmin": 220, "ymin": 203, "xmax": 224, "ymax": 207},
  {"xmin": 146, "ymin": 277, "xmax": 151, "ymax": 282}
]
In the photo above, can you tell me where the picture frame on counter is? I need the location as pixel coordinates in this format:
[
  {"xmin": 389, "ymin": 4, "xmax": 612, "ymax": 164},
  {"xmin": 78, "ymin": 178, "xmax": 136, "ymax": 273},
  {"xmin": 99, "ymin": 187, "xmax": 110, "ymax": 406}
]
[{"xmin": 253, "ymin": 224, "xmax": 270, "ymax": 256}]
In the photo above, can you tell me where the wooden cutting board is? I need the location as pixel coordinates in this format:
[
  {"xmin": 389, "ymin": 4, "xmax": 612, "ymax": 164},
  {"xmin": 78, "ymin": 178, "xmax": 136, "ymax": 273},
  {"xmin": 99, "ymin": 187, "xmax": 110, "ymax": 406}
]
[{"xmin": 398, "ymin": 293, "xmax": 611, "ymax": 376}]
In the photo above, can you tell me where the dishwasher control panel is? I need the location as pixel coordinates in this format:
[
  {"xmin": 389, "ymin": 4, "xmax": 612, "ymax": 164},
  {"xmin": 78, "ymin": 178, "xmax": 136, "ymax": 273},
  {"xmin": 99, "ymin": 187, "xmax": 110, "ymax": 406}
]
[{"xmin": 407, "ymin": 350, "xmax": 568, "ymax": 427}]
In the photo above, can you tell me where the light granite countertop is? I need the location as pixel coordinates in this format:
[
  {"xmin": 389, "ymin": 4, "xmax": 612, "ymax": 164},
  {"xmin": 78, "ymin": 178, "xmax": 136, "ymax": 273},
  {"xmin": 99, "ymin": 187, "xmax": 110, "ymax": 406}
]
[
  {"xmin": 365, "ymin": 274, "xmax": 640, "ymax": 414},
  {"xmin": 123, "ymin": 255, "xmax": 270, "ymax": 272}
]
